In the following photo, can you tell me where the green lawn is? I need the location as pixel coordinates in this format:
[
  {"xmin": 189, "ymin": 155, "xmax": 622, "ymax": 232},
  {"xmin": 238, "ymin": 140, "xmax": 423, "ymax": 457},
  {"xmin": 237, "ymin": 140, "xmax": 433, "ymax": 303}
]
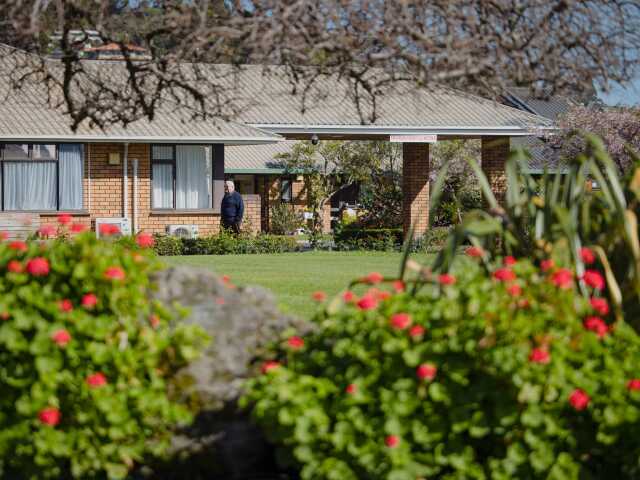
[{"xmin": 162, "ymin": 251, "xmax": 432, "ymax": 318}]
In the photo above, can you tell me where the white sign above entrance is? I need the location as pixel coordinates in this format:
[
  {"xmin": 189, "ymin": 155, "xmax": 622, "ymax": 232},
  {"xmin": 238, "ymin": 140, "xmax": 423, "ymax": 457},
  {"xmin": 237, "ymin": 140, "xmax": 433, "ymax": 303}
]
[{"xmin": 390, "ymin": 134, "xmax": 438, "ymax": 143}]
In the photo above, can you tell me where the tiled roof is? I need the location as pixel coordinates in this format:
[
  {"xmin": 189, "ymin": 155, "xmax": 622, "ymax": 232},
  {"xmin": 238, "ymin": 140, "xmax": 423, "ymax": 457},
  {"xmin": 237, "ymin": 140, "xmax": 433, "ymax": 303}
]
[
  {"xmin": 225, "ymin": 141, "xmax": 295, "ymax": 173},
  {"xmin": 503, "ymin": 87, "xmax": 574, "ymax": 121},
  {"xmin": 0, "ymin": 45, "xmax": 281, "ymax": 144}
]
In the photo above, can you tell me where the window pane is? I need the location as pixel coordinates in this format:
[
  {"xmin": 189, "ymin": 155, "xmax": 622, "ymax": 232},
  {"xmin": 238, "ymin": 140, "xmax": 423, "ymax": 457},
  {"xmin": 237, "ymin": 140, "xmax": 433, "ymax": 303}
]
[
  {"xmin": 281, "ymin": 179, "xmax": 292, "ymax": 202},
  {"xmin": 4, "ymin": 162, "xmax": 56, "ymax": 210},
  {"xmin": 32, "ymin": 144, "xmax": 56, "ymax": 160},
  {"xmin": 152, "ymin": 163, "xmax": 173, "ymax": 208},
  {"xmin": 3, "ymin": 144, "xmax": 29, "ymax": 160},
  {"xmin": 152, "ymin": 145, "xmax": 173, "ymax": 160},
  {"xmin": 58, "ymin": 144, "xmax": 83, "ymax": 209},
  {"xmin": 176, "ymin": 145, "xmax": 211, "ymax": 209}
]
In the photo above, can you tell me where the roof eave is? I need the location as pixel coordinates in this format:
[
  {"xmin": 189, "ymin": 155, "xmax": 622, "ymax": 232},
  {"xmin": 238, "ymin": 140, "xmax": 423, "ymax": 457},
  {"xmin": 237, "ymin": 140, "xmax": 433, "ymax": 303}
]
[{"xmin": 0, "ymin": 135, "xmax": 283, "ymax": 145}]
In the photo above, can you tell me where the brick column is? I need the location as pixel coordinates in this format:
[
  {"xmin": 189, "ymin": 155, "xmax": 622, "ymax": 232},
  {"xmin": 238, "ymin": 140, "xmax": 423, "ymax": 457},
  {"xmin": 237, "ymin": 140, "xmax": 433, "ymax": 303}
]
[
  {"xmin": 402, "ymin": 143, "xmax": 430, "ymax": 239},
  {"xmin": 481, "ymin": 137, "xmax": 510, "ymax": 204}
]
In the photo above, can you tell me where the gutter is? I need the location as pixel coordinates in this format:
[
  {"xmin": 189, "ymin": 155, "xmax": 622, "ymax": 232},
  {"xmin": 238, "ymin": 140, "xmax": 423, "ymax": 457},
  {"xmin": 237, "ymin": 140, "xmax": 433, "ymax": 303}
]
[
  {"xmin": 247, "ymin": 124, "xmax": 555, "ymax": 137},
  {"xmin": 0, "ymin": 135, "xmax": 283, "ymax": 145}
]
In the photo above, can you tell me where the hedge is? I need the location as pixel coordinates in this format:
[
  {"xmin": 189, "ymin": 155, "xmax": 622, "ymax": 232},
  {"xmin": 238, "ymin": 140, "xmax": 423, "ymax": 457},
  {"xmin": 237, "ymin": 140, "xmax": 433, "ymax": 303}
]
[{"xmin": 153, "ymin": 232, "xmax": 300, "ymax": 256}]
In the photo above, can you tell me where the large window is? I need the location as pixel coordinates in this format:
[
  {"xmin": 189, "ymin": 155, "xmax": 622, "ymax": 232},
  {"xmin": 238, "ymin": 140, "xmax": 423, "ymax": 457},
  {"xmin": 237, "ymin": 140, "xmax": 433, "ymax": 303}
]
[
  {"xmin": 152, "ymin": 145, "xmax": 213, "ymax": 209},
  {"xmin": 0, "ymin": 143, "xmax": 83, "ymax": 211},
  {"xmin": 280, "ymin": 178, "xmax": 293, "ymax": 203}
]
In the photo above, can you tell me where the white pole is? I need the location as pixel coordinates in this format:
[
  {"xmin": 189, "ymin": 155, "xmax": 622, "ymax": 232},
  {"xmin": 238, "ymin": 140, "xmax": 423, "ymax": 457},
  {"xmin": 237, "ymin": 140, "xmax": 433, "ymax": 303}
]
[
  {"xmin": 123, "ymin": 143, "xmax": 128, "ymax": 220},
  {"xmin": 132, "ymin": 158, "xmax": 138, "ymax": 233}
]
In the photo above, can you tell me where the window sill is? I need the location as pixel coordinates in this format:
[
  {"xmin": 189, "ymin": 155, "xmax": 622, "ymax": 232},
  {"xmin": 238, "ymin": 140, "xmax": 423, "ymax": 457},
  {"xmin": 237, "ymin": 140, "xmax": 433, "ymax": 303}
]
[
  {"xmin": 5, "ymin": 210, "xmax": 90, "ymax": 216},
  {"xmin": 151, "ymin": 209, "xmax": 220, "ymax": 216}
]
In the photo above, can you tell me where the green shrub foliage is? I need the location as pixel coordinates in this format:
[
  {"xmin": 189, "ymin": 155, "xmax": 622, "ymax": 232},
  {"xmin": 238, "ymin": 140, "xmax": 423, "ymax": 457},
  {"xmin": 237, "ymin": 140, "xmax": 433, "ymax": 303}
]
[
  {"xmin": 153, "ymin": 231, "xmax": 299, "ymax": 256},
  {"xmin": 0, "ymin": 224, "xmax": 207, "ymax": 479},
  {"xmin": 243, "ymin": 253, "xmax": 640, "ymax": 479},
  {"xmin": 334, "ymin": 226, "xmax": 404, "ymax": 251}
]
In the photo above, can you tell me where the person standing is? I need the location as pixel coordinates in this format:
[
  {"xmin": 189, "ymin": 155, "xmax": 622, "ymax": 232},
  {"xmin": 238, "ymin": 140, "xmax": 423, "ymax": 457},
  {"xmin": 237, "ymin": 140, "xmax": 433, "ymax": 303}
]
[{"xmin": 221, "ymin": 180, "xmax": 244, "ymax": 234}]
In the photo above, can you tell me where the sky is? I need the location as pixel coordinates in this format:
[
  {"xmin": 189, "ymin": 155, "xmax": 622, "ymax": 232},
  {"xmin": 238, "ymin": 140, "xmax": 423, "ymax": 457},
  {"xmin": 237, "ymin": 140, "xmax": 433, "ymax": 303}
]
[{"xmin": 598, "ymin": 77, "xmax": 640, "ymax": 106}]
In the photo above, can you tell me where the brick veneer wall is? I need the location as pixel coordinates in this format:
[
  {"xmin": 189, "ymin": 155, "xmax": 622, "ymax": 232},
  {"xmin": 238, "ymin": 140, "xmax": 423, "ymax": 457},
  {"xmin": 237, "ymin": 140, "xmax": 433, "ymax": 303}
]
[
  {"xmin": 481, "ymin": 137, "xmax": 510, "ymax": 205},
  {"xmin": 242, "ymin": 194, "xmax": 261, "ymax": 234},
  {"xmin": 0, "ymin": 213, "xmax": 41, "ymax": 239},
  {"xmin": 402, "ymin": 143, "xmax": 430, "ymax": 238}
]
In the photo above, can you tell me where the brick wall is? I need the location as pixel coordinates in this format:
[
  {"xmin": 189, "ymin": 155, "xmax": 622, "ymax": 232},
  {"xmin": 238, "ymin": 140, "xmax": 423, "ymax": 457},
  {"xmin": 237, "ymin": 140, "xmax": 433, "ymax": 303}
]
[
  {"xmin": 481, "ymin": 137, "xmax": 510, "ymax": 205},
  {"xmin": 242, "ymin": 194, "xmax": 261, "ymax": 234},
  {"xmin": 0, "ymin": 213, "xmax": 41, "ymax": 239},
  {"xmin": 402, "ymin": 143, "xmax": 430, "ymax": 238}
]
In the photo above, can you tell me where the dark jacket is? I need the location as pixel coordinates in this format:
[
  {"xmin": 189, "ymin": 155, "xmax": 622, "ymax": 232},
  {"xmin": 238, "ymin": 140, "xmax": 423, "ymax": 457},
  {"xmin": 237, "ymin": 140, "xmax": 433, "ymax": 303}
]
[{"xmin": 221, "ymin": 191, "xmax": 244, "ymax": 223}]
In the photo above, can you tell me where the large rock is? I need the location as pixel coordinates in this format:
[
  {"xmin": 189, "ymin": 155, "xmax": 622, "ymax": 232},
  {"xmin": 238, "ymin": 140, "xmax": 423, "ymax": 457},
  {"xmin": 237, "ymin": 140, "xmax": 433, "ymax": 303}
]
[{"xmin": 147, "ymin": 266, "xmax": 309, "ymax": 479}]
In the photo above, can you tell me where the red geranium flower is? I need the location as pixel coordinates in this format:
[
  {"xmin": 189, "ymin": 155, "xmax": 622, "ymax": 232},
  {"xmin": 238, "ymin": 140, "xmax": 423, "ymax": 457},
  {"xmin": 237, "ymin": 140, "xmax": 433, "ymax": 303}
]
[
  {"xmin": 38, "ymin": 407, "xmax": 61, "ymax": 426},
  {"xmin": 551, "ymin": 268, "xmax": 573, "ymax": 289},
  {"xmin": 540, "ymin": 259, "xmax": 555, "ymax": 272},
  {"xmin": 465, "ymin": 246, "xmax": 484, "ymax": 257},
  {"xmin": 493, "ymin": 268, "xmax": 516, "ymax": 282},
  {"xmin": 312, "ymin": 291, "xmax": 327, "ymax": 302},
  {"xmin": 149, "ymin": 314, "xmax": 160, "ymax": 328},
  {"xmin": 26, "ymin": 257, "xmax": 49, "ymax": 276},
  {"xmin": 590, "ymin": 297, "xmax": 609, "ymax": 316},
  {"xmin": 9, "ymin": 241, "xmax": 27, "ymax": 252},
  {"xmin": 58, "ymin": 299, "xmax": 73, "ymax": 313},
  {"xmin": 507, "ymin": 283, "xmax": 522, "ymax": 297},
  {"xmin": 416, "ymin": 363, "xmax": 437, "ymax": 381},
  {"xmin": 584, "ymin": 316, "xmax": 609, "ymax": 338},
  {"xmin": 51, "ymin": 329, "xmax": 71, "ymax": 346},
  {"xmin": 38, "ymin": 225, "xmax": 56, "ymax": 238},
  {"xmin": 583, "ymin": 270, "xmax": 605, "ymax": 290},
  {"xmin": 569, "ymin": 388, "xmax": 590, "ymax": 411},
  {"xmin": 375, "ymin": 290, "xmax": 392, "ymax": 301},
  {"xmin": 529, "ymin": 347, "xmax": 550, "ymax": 364},
  {"xmin": 70, "ymin": 223, "xmax": 87, "ymax": 233},
  {"xmin": 342, "ymin": 290, "xmax": 356, "ymax": 303},
  {"xmin": 357, "ymin": 294, "xmax": 378, "ymax": 311},
  {"xmin": 580, "ymin": 247, "xmax": 596, "ymax": 265},
  {"xmin": 627, "ymin": 379, "xmax": 640, "ymax": 391},
  {"xmin": 438, "ymin": 273, "xmax": 456, "ymax": 285},
  {"xmin": 365, "ymin": 272, "xmax": 384, "ymax": 284},
  {"xmin": 104, "ymin": 266, "xmax": 125, "ymax": 281},
  {"xmin": 504, "ymin": 256, "xmax": 517, "ymax": 266},
  {"xmin": 409, "ymin": 325, "xmax": 425, "ymax": 338},
  {"xmin": 136, "ymin": 233, "xmax": 155, "ymax": 248},
  {"xmin": 390, "ymin": 313, "xmax": 412, "ymax": 330},
  {"xmin": 86, "ymin": 372, "xmax": 107, "ymax": 388},
  {"xmin": 345, "ymin": 383, "xmax": 357, "ymax": 395},
  {"xmin": 57, "ymin": 213, "xmax": 72, "ymax": 225},
  {"xmin": 81, "ymin": 293, "xmax": 98, "ymax": 309},
  {"xmin": 261, "ymin": 361, "xmax": 280, "ymax": 374},
  {"xmin": 99, "ymin": 223, "xmax": 120, "ymax": 236},
  {"xmin": 392, "ymin": 280, "xmax": 405, "ymax": 293},
  {"xmin": 0, "ymin": 231, "xmax": 8, "ymax": 241},
  {"xmin": 7, "ymin": 260, "xmax": 23, "ymax": 273},
  {"xmin": 385, "ymin": 435, "xmax": 400, "ymax": 448},
  {"xmin": 287, "ymin": 336, "xmax": 305, "ymax": 350}
]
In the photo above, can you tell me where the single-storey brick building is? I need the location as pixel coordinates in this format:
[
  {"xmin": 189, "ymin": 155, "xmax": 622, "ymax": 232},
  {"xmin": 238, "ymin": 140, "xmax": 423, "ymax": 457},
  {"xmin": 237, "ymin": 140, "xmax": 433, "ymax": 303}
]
[{"xmin": 0, "ymin": 44, "xmax": 552, "ymax": 238}]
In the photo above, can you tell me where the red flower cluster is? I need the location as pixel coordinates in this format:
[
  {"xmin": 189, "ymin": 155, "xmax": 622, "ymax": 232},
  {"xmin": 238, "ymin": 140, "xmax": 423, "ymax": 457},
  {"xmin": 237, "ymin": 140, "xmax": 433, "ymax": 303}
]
[
  {"xmin": 7, "ymin": 260, "xmax": 23, "ymax": 273},
  {"xmin": 0, "ymin": 231, "xmax": 8, "ymax": 241},
  {"xmin": 104, "ymin": 266, "xmax": 125, "ymax": 281},
  {"xmin": 590, "ymin": 297, "xmax": 609, "ymax": 316},
  {"xmin": 57, "ymin": 213, "xmax": 72, "ymax": 225},
  {"xmin": 583, "ymin": 270, "xmax": 605, "ymax": 290},
  {"xmin": 584, "ymin": 316, "xmax": 609, "ymax": 338},
  {"xmin": 357, "ymin": 294, "xmax": 378, "ymax": 311},
  {"xmin": 26, "ymin": 257, "xmax": 50, "ymax": 276},
  {"xmin": 58, "ymin": 299, "xmax": 73, "ymax": 313},
  {"xmin": 86, "ymin": 372, "xmax": 107, "ymax": 388},
  {"xmin": 493, "ymin": 268, "xmax": 516, "ymax": 282},
  {"xmin": 569, "ymin": 388, "xmax": 590, "ymax": 410},
  {"xmin": 38, "ymin": 225, "xmax": 56, "ymax": 238},
  {"xmin": 390, "ymin": 313, "xmax": 411, "ymax": 330},
  {"xmin": 385, "ymin": 435, "xmax": 400, "ymax": 448},
  {"xmin": 39, "ymin": 407, "xmax": 61, "ymax": 426},
  {"xmin": 312, "ymin": 291, "xmax": 327, "ymax": 302},
  {"xmin": 465, "ymin": 246, "xmax": 484, "ymax": 257},
  {"xmin": 580, "ymin": 247, "xmax": 595, "ymax": 265},
  {"xmin": 409, "ymin": 325, "xmax": 425, "ymax": 338},
  {"xmin": 261, "ymin": 360, "xmax": 280, "ymax": 374},
  {"xmin": 392, "ymin": 280, "xmax": 405, "ymax": 293},
  {"xmin": 627, "ymin": 379, "xmax": 640, "ymax": 391},
  {"xmin": 529, "ymin": 347, "xmax": 550, "ymax": 364},
  {"xmin": 9, "ymin": 241, "xmax": 27, "ymax": 252},
  {"xmin": 416, "ymin": 363, "xmax": 437, "ymax": 381},
  {"xmin": 51, "ymin": 329, "xmax": 71, "ymax": 347},
  {"xmin": 551, "ymin": 268, "xmax": 573, "ymax": 289},
  {"xmin": 287, "ymin": 336, "xmax": 305, "ymax": 350},
  {"xmin": 70, "ymin": 223, "xmax": 87, "ymax": 233},
  {"xmin": 540, "ymin": 259, "xmax": 555, "ymax": 272},
  {"xmin": 99, "ymin": 223, "xmax": 121, "ymax": 236},
  {"xmin": 342, "ymin": 290, "xmax": 356, "ymax": 303},
  {"xmin": 136, "ymin": 233, "xmax": 155, "ymax": 248},
  {"xmin": 345, "ymin": 383, "xmax": 357, "ymax": 395},
  {"xmin": 507, "ymin": 283, "xmax": 522, "ymax": 297},
  {"xmin": 365, "ymin": 272, "xmax": 384, "ymax": 284},
  {"xmin": 504, "ymin": 256, "xmax": 517, "ymax": 266},
  {"xmin": 149, "ymin": 314, "xmax": 160, "ymax": 328},
  {"xmin": 438, "ymin": 273, "xmax": 456, "ymax": 285},
  {"xmin": 81, "ymin": 293, "xmax": 98, "ymax": 309}
]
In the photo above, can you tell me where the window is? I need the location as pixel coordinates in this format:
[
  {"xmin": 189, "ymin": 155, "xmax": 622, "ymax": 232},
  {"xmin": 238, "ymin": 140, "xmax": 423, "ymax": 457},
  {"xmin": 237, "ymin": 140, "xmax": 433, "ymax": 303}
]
[
  {"xmin": 151, "ymin": 145, "xmax": 213, "ymax": 209},
  {"xmin": 280, "ymin": 178, "xmax": 293, "ymax": 202},
  {"xmin": 0, "ymin": 143, "xmax": 83, "ymax": 211}
]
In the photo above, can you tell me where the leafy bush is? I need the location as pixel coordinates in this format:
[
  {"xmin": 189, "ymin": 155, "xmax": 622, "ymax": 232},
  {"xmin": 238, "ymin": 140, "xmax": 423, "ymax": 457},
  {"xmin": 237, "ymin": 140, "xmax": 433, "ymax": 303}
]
[
  {"xmin": 334, "ymin": 226, "xmax": 403, "ymax": 251},
  {"xmin": 0, "ymin": 226, "xmax": 207, "ymax": 479},
  {"xmin": 145, "ymin": 265, "xmax": 310, "ymax": 478},
  {"xmin": 153, "ymin": 232, "xmax": 300, "ymax": 256},
  {"xmin": 411, "ymin": 226, "xmax": 452, "ymax": 253},
  {"xmin": 270, "ymin": 204, "xmax": 304, "ymax": 235},
  {"xmin": 243, "ymin": 255, "xmax": 640, "ymax": 480}
]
